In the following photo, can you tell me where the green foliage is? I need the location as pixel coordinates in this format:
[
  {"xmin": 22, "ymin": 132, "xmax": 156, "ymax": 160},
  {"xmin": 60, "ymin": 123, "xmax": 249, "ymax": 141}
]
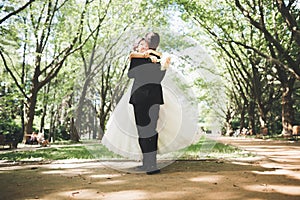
[
  {"xmin": 0, "ymin": 119, "xmax": 22, "ymax": 143},
  {"xmin": 0, "ymin": 75, "xmax": 23, "ymax": 142},
  {"xmin": 53, "ymin": 125, "xmax": 70, "ymax": 141},
  {"xmin": 169, "ymin": 0, "xmax": 300, "ymax": 134},
  {"xmin": 293, "ymin": 82, "xmax": 300, "ymax": 125},
  {"xmin": 2, "ymin": 0, "xmax": 298, "ymax": 138}
]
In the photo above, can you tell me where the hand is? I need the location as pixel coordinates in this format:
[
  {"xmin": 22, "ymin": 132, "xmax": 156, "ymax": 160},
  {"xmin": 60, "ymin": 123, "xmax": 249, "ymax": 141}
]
[
  {"xmin": 150, "ymin": 56, "xmax": 158, "ymax": 63},
  {"xmin": 143, "ymin": 51, "xmax": 150, "ymax": 58},
  {"xmin": 161, "ymin": 55, "xmax": 171, "ymax": 70},
  {"xmin": 165, "ymin": 56, "xmax": 171, "ymax": 66}
]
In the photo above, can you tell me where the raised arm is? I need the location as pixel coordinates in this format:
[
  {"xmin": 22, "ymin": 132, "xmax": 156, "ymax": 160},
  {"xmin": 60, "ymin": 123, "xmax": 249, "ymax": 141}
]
[
  {"xmin": 129, "ymin": 51, "xmax": 149, "ymax": 60},
  {"xmin": 146, "ymin": 49, "xmax": 162, "ymax": 57},
  {"xmin": 129, "ymin": 49, "xmax": 162, "ymax": 60}
]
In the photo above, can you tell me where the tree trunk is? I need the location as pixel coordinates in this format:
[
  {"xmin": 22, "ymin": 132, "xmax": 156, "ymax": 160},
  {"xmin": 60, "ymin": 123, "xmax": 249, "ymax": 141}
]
[
  {"xmin": 74, "ymin": 77, "xmax": 90, "ymax": 140},
  {"xmin": 21, "ymin": 100, "xmax": 26, "ymax": 142},
  {"xmin": 39, "ymin": 104, "xmax": 47, "ymax": 134},
  {"xmin": 225, "ymin": 106, "xmax": 234, "ymax": 136},
  {"xmin": 248, "ymin": 100, "xmax": 256, "ymax": 135},
  {"xmin": 70, "ymin": 117, "xmax": 80, "ymax": 142},
  {"xmin": 23, "ymin": 88, "xmax": 38, "ymax": 141},
  {"xmin": 239, "ymin": 101, "xmax": 247, "ymax": 134},
  {"xmin": 281, "ymin": 80, "xmax": 295, "ymax": 135},
  {"xmin": 39, "ymin": 84, "xmax": 50, "ymax": 133},
  {"xmin": 49, "ymin": 107, "xmax": 55, "ymax": 143}
]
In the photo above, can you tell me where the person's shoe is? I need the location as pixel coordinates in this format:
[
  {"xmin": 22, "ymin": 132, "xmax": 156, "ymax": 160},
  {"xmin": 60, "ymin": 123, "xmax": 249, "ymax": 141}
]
[{"xmin": 146, "ymin": 167, "xmax": 160, "ymax": 175}]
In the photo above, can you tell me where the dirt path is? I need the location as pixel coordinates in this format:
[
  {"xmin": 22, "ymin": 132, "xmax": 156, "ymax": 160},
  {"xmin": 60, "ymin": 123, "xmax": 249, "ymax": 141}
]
[{"xmin": 1, "ymin": 137, "xmax": 300, "ymax": 200}]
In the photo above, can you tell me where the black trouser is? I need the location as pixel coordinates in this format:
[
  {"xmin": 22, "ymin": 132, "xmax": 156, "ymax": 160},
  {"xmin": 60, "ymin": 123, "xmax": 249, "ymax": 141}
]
[{"xmin": 133, "ymin": 103, "xmax": 160, "ymax": 168}]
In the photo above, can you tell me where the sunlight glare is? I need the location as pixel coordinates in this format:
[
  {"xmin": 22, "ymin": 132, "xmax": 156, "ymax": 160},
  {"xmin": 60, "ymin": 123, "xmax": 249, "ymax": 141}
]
[
  {"xmin": 189, "ymin": 175, "xmax": 224, "ymax": 183},
  {"xmin": 89, "ymin": 173, "xmax": 122, "ymax": 179},
  {"xmin": 244, "ymin": 184, "xmax": 300, "ymax": 195},
  {"xmin": 102, "ymin": 190, "xmax": 148, "ymax": 200}
]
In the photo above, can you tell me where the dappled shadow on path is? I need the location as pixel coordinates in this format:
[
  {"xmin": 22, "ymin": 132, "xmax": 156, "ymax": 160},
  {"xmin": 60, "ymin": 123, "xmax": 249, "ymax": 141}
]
[
  {"xmin": 218, "ymin": 137, "xmax": 300, "ymax": 176},
  {"xmin": 0, "ymin": 157, "xmax": 300, "ymax": 200}
]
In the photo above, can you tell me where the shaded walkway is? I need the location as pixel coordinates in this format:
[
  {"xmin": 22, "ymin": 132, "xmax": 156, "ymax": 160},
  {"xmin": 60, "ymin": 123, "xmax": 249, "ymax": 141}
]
[
  {"xmin": 217, "ymin": 137, "xmax": 300, "ymax": 187},
  {"xmin": 217, "ymin": 137, "xmax": 300, "ymax": 170},
  {"xmin": 0, "ymin": 137, "xmax": 300, "ymax": 200}
]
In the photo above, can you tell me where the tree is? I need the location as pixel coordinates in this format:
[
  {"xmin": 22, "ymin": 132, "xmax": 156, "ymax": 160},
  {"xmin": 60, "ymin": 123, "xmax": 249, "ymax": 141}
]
[
  {"xmin": 71, "ymin": 0, "xmax": 171, "ymax": 140},
  {"xmin": 235, "ymin": 0, "xmax": 300, "ymax": 80},
  {"xmin": 0, "ymin": 0, "xmax": 36, "ymax": 24},
  {"xmin": 0, "ymin": 0, "xmax": 103, "ymax": 141},
  {"xmin": 170, "ymin": 0, "xmax": 299, "ymax": 135},
  {"xmin": 1, "ymin": 0, "xmax": 179, "ymax": 143},
  {"xmin": 234, "ymin": 0, "xmax": 299, "ymax": 135}
]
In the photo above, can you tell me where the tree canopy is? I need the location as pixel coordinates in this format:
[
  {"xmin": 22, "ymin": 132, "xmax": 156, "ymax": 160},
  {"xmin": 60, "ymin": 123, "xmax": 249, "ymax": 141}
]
[{"xmin": 0, "ymin": 0, "xmax": 299, "ymax": 142}]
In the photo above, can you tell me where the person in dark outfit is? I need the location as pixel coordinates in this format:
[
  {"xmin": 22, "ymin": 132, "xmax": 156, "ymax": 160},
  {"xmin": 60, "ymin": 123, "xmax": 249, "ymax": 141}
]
[
  {"xmin": 102, "ymin": 33, "xmax": 198, "ymax": 174},
  {"xmin": 128, "ymin": 32, "xmax": 165, "ymax": 175}
]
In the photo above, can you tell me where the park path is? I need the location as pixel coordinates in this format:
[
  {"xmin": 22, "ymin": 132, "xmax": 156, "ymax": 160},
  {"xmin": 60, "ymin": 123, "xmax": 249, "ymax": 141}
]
[
  {"xmin": 1, "ymin": 137, "xmax": 300, "ymax": 200},
  {"xmin": 216, "ymin": 137, "xmax": 300, "ymax": 181},
  {"xmin": 217, "ymin": 137, "xmax": 300, "ymax": 165}
]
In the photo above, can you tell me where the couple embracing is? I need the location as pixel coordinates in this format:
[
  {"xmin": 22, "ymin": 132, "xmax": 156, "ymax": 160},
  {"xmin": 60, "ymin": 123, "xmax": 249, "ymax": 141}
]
[
  {"xmin": 102, "ymin": 32, "xmax": 198, "ymax": 175},
  {"xmin": 128, "ymin": 32, "xmax": 166, "ymax": 174}
]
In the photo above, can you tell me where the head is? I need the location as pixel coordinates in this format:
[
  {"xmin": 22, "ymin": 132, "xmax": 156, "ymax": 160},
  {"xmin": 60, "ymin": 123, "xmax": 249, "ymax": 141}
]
[
  {"xmin": 133, "ymin": 37, "xmax": 149, "ymax": 53},
  {"xmin": 145, "ymin": 32, "xmax": 160, "ymax": 50}
]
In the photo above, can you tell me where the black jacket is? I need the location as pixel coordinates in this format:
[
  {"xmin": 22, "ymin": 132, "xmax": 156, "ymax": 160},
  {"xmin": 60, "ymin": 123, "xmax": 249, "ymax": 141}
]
[{"xmin": 128, "ymin": 57, "xmax": 165, "ymax": 105}]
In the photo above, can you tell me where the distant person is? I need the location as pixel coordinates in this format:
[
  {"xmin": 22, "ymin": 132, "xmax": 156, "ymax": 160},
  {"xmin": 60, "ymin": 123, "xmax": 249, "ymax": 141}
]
[
  {"xmin": 27, "ymin": 132, "xmax": 38, "ymax": 144},
  {"xmin": 37, "ymin": 132, "xmax": 50, "ymax": 147}
]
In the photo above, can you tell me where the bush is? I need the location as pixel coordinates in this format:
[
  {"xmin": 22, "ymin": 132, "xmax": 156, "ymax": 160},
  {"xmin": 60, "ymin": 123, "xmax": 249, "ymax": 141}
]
[{"xmin": 0, "ymin": 119, "xmax": 23, "ymax": 143}]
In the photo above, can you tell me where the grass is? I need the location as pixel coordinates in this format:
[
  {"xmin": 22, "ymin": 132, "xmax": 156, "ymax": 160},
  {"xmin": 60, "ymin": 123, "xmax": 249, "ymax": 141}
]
[
  {"xmin": 0, "ymin": 138, "xmax": 251, "ymax": 162},
  {"xmin": 0, "ymin": 146, "xmax": 94, "ymax": 161},
  {"xmin": 178, "ymin": 137, "xmax": 252, "ymax": 160}
]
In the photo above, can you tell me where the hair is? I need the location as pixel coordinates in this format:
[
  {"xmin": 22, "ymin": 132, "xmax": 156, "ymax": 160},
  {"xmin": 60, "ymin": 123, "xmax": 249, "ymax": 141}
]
[
  {"xmin": 133, "ymin": 37, "xmax": 145, "ymax": 51},
  {"xmin": 145, "ymin": 32, "xmax": 160, "ymax": 50}
]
